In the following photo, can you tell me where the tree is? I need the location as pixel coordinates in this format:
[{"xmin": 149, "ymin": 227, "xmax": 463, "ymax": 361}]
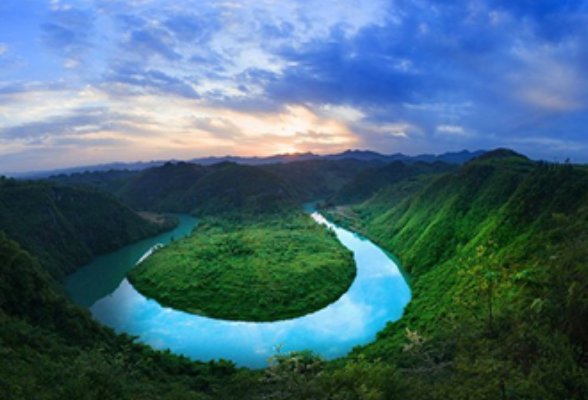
[{"xmin": 453, "ymin": 242, "xmax": 506, "ymax": 334}]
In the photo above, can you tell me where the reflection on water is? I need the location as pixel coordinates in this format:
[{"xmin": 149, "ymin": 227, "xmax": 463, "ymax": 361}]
[{"xmin": 71, "ymin": 212, "xmax": 411, "ymax": 368}]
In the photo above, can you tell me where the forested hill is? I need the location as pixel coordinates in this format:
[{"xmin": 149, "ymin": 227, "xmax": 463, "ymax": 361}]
[
  {"xmin": 327, "ymin": 149, "xmax": 588, "ymax": 398},
  {"xmin": 115, "ymin": 162, "xmax": 208, "ymax": 212},
  {"xmin": 260, "ymin": 159, "xmax": 383, "ymax": 201},
  {"xmin": 45, "ymin": 159, "xmax": 383, "ymax": 207},
  {"xmin": 43, "ymin": 158, "xmax": 454, "ymax": 210},
  {"xmin": 328, "ymin": 161, "xmax": 456, "ymax": 205},
  {"xmin": 116, "ymin": 161, "xmax": 299, "ymax": 217},
  {"xmin": 0, "ymin": 178, "xmax": 176, "ymax": 279}
]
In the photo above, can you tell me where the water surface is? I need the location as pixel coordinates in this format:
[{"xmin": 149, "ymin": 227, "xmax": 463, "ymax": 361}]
[{"xmin": 66, "ymin": 212, "xmax": 411, "ymax": 368}]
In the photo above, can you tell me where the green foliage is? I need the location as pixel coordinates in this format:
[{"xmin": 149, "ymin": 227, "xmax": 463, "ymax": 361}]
[
  {"xmin": 4, "ymin": 148, "xmax": 588, "ymax": 399},
  {"xmin": 330, "ymin": 161, "xmax": 456, "ymax": 205},
  {"xmin": 128, "ymin": 213, "xmax": 356, "ymax": 321},
  {"xmin": 326, "ymin": 151, "xmax": 588, "ymax": 399},
  {"xmin": 0, "ymin": 179, "xmax": 176, "ymax": 279},
  {"xmin": 355, "ymin": 151, "xmax": 535, "ymax": 276},
  {"xmin": 261, "ymin": 347, "xmax": 326, "ymax": 399},
  {"xmin": 258, "ymin": 348, "xmax": 405, "ymax": 400},
  {"xmin": 116, "ymin": 162, "xmax": 209, "ymax": 212},
  {"xmin": 186, "ymin": 163, "xmax": 299, "ymax": 218},
  {"xmin": 262, "ymin": 159, "xmax": 382, "ymax": 201},
  {"xmin": 45, "ymin": 169, "xmax": 139, "ymax": 193},
  {"xmin": 116, "ymin": 162, "xmax": 299, "ymax": 218},
  {"xmin": 453, "ymin": 242, "xmax": 508, "ymax": 333},
  {"xmin": 0, "ymin": 232, "xmax": 251, "ymax": 400}
]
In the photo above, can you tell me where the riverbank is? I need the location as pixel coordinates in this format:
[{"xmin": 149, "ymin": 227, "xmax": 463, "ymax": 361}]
[
  {"xmin": 68, "ymin": 211, "xmax": 410, "ymax": 368},
  {"xmin": 128, "ymin": 212, "xmax": 356, "ymax": 321}
]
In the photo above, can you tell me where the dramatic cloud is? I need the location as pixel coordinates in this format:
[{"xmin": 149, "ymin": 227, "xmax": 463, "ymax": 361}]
[{"xmin": 1, "ymin": 0, "xmax": 588, "ymax": 172}]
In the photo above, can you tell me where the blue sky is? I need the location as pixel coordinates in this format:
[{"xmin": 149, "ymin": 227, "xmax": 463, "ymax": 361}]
[{"xmin": 1, "ymin": 0, "xmax": 588, "ymax": 172}]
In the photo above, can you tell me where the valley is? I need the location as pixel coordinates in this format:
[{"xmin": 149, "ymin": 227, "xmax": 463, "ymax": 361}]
[{"xmin": 1, "ymin": 149, "xmax": 588, "ymax": 399}]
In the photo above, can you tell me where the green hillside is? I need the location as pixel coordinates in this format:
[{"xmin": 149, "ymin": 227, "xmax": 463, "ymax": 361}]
[
  {"xmin": 0, "ymin": 231, "xmax": 251, "ymax": 400},
  {"xmin": 46, "ymin": 169, "xmax": 139, "ymax": 193},
  {"xmin": 116, "ymin": 162, "xmax": 208, "ymax": 212},
  {"xmin": 325, "ymin": 149, "xmax": 588, "ymax": 398},
  {"xmin": 116, "ymin": 162, "xmax": 298, "ymax": 218},
  {"xmin": 0, "ymin": 178, "xmax": 176, "ymax": 279},
  {"xmin": 44, "ymin": 159, "xmax": 383, "ymax": 207},
  {"xmin": 185, "ymin": 163, "xmax": 298, "ymax": 218},
  {"xmin": 261, "ymin": 159, "xmax": 382, "ymax": 201},
  {"xmin": 329, "ymin": 161, "xmax": 456, "ymax": 205}
]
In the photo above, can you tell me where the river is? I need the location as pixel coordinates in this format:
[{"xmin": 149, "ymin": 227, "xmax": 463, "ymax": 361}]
[{"xmin": 65, "ymin": 212, "xmax": 411, "ymax": 368}]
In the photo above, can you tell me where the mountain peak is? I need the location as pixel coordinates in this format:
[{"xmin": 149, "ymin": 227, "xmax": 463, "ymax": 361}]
[{"xmin": 472, "ymin": 148, "xmax": 528, "ymax": 162}]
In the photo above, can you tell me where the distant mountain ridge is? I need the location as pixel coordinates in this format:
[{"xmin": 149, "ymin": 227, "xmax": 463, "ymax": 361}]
[{"xmin": 7, "ymin": 149, "xmax": 486, "ymax": 179}]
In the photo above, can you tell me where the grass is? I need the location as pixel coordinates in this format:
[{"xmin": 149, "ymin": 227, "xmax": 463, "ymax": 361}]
[{"xmin": 128, "ymin": 212, "xmax": 356, "ymax": 321}]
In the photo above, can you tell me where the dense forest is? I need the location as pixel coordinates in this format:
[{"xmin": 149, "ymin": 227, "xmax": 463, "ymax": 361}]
[
  {"xmin": 0, "ymin": 178, "xmax": 177, "ymax": 279},
  {"xmin": 1, "ymin": 149, "xmax": 588, "ymax": 399}
]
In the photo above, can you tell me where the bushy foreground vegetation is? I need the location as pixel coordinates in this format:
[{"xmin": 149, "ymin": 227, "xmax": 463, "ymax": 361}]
[
  {"xmin": 0, "ymin": 231, "xmax": 253, "ymax": 400},
  {"xmin": 128, "ymin": 213, "xmax": 355, "ymax": 321}
]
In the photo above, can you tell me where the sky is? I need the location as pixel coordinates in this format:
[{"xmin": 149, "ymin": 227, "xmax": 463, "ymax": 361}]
[{"xmin": 1, "ymin": 0, "xmax": 588, "ymax": 173}]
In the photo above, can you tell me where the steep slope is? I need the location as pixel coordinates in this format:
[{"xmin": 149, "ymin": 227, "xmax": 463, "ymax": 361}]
[
  {"xmin": 326, "ymin": 149, "xmax": 588, "ymax": 398},
  {"xmin": 0, "ymin": 178, "xmax": 175, "ymax": 279},
  {"xmin": 117, "ymin": 162, "xmax": 208, "ymax": 212},
  {"xmin": 329, "ymin": 161, "xmax": 456, "ymax": 205},
  {"xmin": 116, "ymin": 162, "xmax": 299, "ymax": 217},
  {"xmin": 185, "ymin": 162, "xmax": 299, "ymax": 217},
  {"xmin": 367, "ymin": 150, "xmax": 535, "ymax": 275},
  {"xmin": 261, "ymin": 158, "xmax": 382, "ymax": 201},
  {"xmin": 0, "ymin": 231, "xmax": 246, "ymax": 400}
]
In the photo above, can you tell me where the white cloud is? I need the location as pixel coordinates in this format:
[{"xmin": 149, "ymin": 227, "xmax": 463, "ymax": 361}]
[
  {"xmin": 364, "ymin": 122, "xmax": 420, "ymax": 139},
  {"xmin": 320, "ymin": 104, "xmax": 365, "ymax": 123},
  {"xmin": 436, "ymin": 125, "xmax": 470, "ymax": 136},
  {"xmin": 64, "ymin": 59, "xmax": 80, "ymax": 69}
]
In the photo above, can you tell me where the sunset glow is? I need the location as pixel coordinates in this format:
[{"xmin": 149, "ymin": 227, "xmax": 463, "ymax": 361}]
[{"xmin": 1, "ymin": 0, "xmax": 588, "ymax": 173}]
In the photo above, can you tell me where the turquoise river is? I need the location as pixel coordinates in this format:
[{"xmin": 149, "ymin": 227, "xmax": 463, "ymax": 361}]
[{"xmin": 66, "ymin": 212, "xmax": 411, "ymax": 368}]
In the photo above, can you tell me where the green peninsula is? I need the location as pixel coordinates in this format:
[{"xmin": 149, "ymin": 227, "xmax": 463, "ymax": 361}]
[{"xmin": 128, "ymin": 213, "xmax": 356, "ymax": 321}]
